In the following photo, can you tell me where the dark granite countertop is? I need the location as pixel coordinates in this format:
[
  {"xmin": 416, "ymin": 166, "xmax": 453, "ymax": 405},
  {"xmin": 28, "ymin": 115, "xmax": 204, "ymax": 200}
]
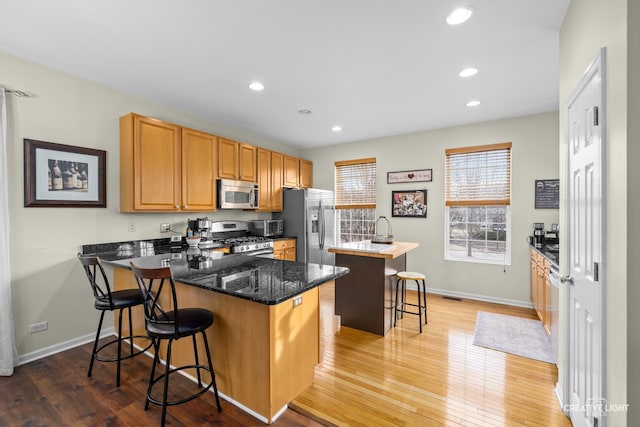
[{"xmin": 84, "ymin": 239, "xmax": 349, "ymax": 305}]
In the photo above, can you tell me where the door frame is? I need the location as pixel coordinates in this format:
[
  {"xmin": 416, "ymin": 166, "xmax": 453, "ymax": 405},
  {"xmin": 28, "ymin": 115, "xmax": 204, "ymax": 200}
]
[{"xmin": 561, "ymin": 47, "xmax": 607, "ymax": 420}]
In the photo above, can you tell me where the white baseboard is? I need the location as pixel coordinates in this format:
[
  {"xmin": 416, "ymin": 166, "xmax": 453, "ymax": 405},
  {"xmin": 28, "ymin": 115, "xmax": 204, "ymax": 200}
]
[
  {"xmin": 18, "ymin": 327, "xmax": 114, "ymax": 366},
  {"xmin": 417, "ymin": 286, "xmax": 533, "ymax": 309}
]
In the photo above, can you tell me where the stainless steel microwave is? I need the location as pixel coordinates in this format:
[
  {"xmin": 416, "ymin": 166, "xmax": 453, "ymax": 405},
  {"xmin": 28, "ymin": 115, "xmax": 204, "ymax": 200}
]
[{"xmin": 217, "ymin": 179, "xmax": 258, "ymax": 209}]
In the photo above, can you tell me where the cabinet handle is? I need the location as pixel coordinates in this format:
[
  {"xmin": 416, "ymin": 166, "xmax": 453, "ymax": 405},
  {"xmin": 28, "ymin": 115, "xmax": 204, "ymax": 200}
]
[
  {"xmin": 175, "ymin": 205, "xmax": 179, "ymax": 209},
  {"xmin": 184, "ymin": 205, "xmax": 188, "ymax": 209}
]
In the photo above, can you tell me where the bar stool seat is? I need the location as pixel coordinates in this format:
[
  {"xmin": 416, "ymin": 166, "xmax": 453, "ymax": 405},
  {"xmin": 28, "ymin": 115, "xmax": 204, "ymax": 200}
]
[{"xmin": 394, "ymin": 271, "xmax": 428, "ymax": 333}]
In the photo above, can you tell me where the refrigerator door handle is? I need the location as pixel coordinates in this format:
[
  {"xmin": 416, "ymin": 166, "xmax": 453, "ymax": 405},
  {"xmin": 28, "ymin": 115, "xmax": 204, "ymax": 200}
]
[{"xmin": 318, "ymin": 200, "xmax": 325, "ymax": 250}]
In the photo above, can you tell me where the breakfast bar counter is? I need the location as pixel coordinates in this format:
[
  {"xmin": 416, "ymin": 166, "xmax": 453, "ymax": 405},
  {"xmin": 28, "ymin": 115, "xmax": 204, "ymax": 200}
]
[
  {"xmin": 329, "ymin": 241, "xmax": 419, "ymax": 336},
  {"xmin": 91, "ymin": 243, "xmax": 348, "ymax": 424}
]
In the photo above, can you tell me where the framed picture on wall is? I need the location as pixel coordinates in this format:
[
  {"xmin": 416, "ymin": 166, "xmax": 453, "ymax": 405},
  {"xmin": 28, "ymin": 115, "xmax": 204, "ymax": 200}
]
[
  {"xmin": 24, "ymin": 138, "xmax": 107, "ymax": 207},
  {"xmin": 391, "ymin": 189, "xmax": 427, "ymax": 217}
]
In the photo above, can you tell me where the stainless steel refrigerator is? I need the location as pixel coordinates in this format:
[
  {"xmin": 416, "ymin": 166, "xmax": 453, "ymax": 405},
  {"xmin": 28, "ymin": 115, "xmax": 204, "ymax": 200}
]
[{"xmin": 275, "ymin": 188, "xmax": 335, "ymax": 265}]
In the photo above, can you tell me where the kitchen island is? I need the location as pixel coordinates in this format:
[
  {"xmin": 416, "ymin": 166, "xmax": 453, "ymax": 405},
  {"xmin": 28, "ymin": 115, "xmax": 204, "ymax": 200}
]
[
  {"xmin": 92, "ymin": 244, "xmax": 348, "ymax": 423},
  {"xmin": 329, "ymin": 241, "xmax": 419, "ymax": 336}
]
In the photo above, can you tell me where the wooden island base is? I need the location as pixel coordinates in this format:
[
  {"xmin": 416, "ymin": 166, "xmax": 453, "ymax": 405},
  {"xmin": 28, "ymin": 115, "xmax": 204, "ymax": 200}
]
[
  {"xmin": 114, "ymin": 268, "xmax": 322, "ymax": 423},
  {"xmin": 330, "ymin": 241, "xmax": 419, "ymax": 336}
]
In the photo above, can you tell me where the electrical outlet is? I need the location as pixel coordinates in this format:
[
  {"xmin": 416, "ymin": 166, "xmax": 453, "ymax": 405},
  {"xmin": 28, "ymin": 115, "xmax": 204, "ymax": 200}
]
[
  {"xmin": 160, "ymin": 223, "xmax": 170, "ymax": 233},
  {"xmin": 128, "ymin": 224, "xmax": 136, "ymax": 232},
  {"xmin": 170, "ymin": 235, "xmax": 182, "ymax": 243},
  {"xmin": 29, "ymin": 321, "xmax": 48, "ymax": 334},
  {"xmin": 292, "ymin": 296, "xmax": 303, "ymax": 307}
]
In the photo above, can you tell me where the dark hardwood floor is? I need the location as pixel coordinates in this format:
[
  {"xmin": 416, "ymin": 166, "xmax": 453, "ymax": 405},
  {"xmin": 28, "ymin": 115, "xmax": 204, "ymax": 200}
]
[{"xmin": 0, "ymin": 339, "xmax": 321, "ymax": 426}]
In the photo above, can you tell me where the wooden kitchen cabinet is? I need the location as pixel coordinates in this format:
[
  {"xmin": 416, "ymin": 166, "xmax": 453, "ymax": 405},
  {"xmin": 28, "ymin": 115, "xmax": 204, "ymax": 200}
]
[
  {"xmin": 218, "ymin": 137, "xmax": 257, "ymax": 182},
  {"xmin": 283, "ymin": 155, "xmax": 299, "ymax": 187},
  {"xmin": 271, "ymin": 151, "xmax": 284, "ymax": 212},
  {"xmin": 283, "ymin": 155, "xmax": 313, "ymax": 188},
  {"xmin": 530, "ymin": 248, "xmax": 551, "ymax": 337},
  {"xmin": 299, "ymin": 158, "xmax": 313, "ymax": 188},
  {"xmin": 181, "ymin": 127, "xmax": 218, "ymax": 211},
  {"xmin": 120, "ymin": 113, "xmax": 218, "ymax": 212},
  {"xmin": 256, "ymin": 148, "xmax": 271, "ymax": 212},
  {"xmin": 257, "ymin": 148, "xmax": 286, "ymax": 212},
  {"xmin": 274, "ymin": 238, "xmax": 296, "ymax": 261}
]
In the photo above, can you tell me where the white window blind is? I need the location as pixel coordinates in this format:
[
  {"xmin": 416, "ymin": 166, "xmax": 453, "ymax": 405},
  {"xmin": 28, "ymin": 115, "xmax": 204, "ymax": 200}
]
[
  {"xmin": 335, "ymin": 158, "xmax": 376, "ymax": 209},
  {"xmin": 445, "ymin": 142, "xmax": 512, "ymax": 206}
]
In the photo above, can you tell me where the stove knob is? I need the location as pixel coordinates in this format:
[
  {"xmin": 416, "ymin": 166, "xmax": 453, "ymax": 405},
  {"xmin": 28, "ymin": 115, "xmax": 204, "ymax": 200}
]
[{"xmin": 254, "ymin": 244, "xmax": 259, "ymax": 250}]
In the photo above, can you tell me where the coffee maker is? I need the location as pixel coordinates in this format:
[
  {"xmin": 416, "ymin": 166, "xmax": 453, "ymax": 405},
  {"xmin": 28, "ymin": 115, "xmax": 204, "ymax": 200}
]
[
  {"xmin": 186, "ymin": 217, "xmax": 215, "ymax": 248},
  {"xmin": 533, "ymin": 222, "xmax": 545, "ymax": 248}
]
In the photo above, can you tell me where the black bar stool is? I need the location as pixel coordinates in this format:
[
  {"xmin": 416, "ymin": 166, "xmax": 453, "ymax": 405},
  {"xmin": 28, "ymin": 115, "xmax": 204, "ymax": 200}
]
[
  {"xmin": 130, "ymin": 262, "xmax": 221, "ymax": 427},
  {"xmin": 78, "ymin": 254, "xmax": 152, "ymax": 387},
  {"xmin": 394, "ymin": 271, "xmax": 428, "ymax": 333}
]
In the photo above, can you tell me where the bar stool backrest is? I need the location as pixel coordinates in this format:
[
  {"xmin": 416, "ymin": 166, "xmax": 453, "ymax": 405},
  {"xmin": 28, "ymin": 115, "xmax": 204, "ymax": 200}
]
[
  {"xmin": 129, "ymin": 263, "xmax": 180, "ymax": 337},
  {"xmin": 78, "ymin": 254, "xmax": 114, "ymax": 309}
]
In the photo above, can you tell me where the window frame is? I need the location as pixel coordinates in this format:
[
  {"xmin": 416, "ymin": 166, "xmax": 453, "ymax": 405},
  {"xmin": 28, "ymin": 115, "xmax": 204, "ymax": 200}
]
[
  {"xmin": 335, "ymin": 158, "xmax": 377, "ymax": 244},
  {"xmin": 444, "ymin": 143, "xmax": 512, "ymax": 265}
]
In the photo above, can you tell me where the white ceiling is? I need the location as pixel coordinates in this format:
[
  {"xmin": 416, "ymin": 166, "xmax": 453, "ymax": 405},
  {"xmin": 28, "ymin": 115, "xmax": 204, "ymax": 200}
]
[{"xmin": 0, "ymin": 0, "xmax": 570, "ymax": 149}]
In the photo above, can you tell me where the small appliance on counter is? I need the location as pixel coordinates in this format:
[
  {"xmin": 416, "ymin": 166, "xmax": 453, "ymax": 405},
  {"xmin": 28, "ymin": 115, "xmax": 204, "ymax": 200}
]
[
  {"xmin": 249, "ymin": 219, "xmax": 283, "ymax": 237},
  {"xmin": 545, "ymin": 223, "xmax": 559, "ymax": 245},
  {"xmin": 371, "ymin": 216, "xmax": 394, "ymax": 244},
  {"xmin": 186, "ymin": 217, "xmax": 221, "ymax": 248},
  {"xmin": 533, "ymin": 222, "xmax": 545, "ymax": 248}
]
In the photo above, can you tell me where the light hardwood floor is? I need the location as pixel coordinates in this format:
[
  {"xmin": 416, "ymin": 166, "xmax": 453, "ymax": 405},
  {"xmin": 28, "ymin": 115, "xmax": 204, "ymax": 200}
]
[{"xmin": 290, "ymin": 281, "xmax": 572, "ymax": 427}]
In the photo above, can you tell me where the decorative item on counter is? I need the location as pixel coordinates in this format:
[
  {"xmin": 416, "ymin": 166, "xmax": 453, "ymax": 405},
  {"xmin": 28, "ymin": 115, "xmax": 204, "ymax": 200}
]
[
  {"xmin": 185, "ymin": 236, "xmax": 201, "ymax": 247},
  {"xmin": 372, "ymin": 216, "xmax": 394, "ymax": 244}
]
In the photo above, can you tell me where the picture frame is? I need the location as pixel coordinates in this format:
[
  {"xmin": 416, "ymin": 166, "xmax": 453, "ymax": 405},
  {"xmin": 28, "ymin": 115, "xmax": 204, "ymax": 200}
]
[
  {"xmin": 387, "ymin": 168, "xmax": 432, "ymax": 184},
  {"xmin": 392, "ymin": 189, "xmax": 427, "ymax": 218},
  {"xmin": 24, "ymin": 138, "xmax": 106, "ymax": 208}
]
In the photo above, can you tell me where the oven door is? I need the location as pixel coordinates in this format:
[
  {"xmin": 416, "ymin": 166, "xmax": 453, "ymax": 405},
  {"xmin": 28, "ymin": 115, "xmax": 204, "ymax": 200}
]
[{"xmin": 245, "ymin": 248, "xmax": 275, "ymax": 259}]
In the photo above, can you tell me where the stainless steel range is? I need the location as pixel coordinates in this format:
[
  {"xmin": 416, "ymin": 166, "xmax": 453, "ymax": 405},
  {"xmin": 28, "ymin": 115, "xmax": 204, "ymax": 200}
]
[{"xmin": 209, "ymin": 221, "xmax": 274, "ymax": 257}]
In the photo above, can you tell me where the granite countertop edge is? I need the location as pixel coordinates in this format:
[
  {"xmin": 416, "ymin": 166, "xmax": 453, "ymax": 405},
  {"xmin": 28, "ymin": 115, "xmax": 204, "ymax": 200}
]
[{"xmin": 93, "ymin": 248, "xmax": 348, "ymax": 306}]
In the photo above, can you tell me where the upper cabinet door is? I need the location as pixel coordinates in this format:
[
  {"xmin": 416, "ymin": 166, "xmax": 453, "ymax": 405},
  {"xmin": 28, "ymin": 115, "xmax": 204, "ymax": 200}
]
[
  {"xmin": 271, "ymin": 151, "xmax": 284, "ymax": 212},
  {"xmin": 283, "ymin": 155, "xmax": 299, "ymax": 187},
  {"xmin": 256, "ymin": 148, "xmax": 271, "ymax": 212},
  {"xmin": 120, "ymin": 113, "xmax": 182, "ymax": 212},
  {"xmin": 218, "ymin": 138, "xmax": 239, "ymax": 179},
  {"xmin": 239, "ymin": 143, "xmax": 257, "ymax": 182},
  {"xmin": 299, "ymin": 159, "xmax": 313, "ymax": 188},
  {"xmin": 181, "ymin": 128, "xmax": 218, "ymax": 211}
]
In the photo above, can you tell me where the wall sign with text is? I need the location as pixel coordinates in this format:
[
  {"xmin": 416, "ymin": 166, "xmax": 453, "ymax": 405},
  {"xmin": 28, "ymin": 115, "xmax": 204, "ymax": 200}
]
[
  {"xmin": 534, "ymin": 179, "xmax": 559, "ymax": 209},
  {"xmin": 387, "ymin": 168, "xmax": 432, "ymax": 184}
]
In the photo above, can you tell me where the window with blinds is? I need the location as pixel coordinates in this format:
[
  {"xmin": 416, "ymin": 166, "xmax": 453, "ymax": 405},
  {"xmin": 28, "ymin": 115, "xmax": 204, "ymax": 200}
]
[
  {"xmin": 445, "ymin": 142, "xmax": 511, "ymax": 206},
  {"xmin": 444, "ymin": 143, "xmax": 511, "ymax": 265},
  {"xmin": 335, "ymin": 158, "xmax": 376, "ymax": 243},
  {"xmin": 335, "ymin": 158, "xmax": 377, "ymax": 209}
]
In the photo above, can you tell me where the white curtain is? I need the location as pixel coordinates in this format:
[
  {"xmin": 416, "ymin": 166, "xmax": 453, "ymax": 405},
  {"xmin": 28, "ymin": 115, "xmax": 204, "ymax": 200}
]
[{"xmin": 0, "ymin": 88, "xmax": 17, "ymax": 375}]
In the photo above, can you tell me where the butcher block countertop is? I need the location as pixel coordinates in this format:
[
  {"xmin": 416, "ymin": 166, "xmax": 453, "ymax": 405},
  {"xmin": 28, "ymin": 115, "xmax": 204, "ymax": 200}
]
[{"xmin": 328, "ymin": 241, "xmax": 419, "ymax": 259}]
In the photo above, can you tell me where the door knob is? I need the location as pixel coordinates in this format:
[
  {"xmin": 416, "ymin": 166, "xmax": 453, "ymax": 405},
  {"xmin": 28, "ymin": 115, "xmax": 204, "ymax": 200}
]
[{"xmin": 560, "ymin": 275, "xmax": 574, "ymax": 284}]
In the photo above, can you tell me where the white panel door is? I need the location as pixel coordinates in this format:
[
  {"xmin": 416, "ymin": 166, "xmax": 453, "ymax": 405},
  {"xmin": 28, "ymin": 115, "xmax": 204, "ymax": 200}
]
[{"xmin": 565, "ymin": 49, "xmax": 605, "ymax": 427}]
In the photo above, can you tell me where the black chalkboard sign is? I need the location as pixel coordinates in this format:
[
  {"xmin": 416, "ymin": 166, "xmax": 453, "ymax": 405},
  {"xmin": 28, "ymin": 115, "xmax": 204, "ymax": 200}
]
[{"xmin": 535, "ymin": 179, "xmax": 560, "ymax": 209}]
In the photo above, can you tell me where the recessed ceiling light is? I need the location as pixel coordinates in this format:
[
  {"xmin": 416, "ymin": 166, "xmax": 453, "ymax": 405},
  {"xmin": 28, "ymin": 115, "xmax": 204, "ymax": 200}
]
[
  {"xmin": 332, "ymin": 126, "xmax": 342, "ymax": 132},
  {"xmin": 466, "ymin": 100, "xmax": 481, "ymax": 107},
  {"xmin": 249, "ymin": 81, "xmax": 264, "ymax": 91},
  {"xmin": 459, "ymin": 67, "xmax": 478, "ymax": 78},
  {"xmin": 446, "ymin": 7, "xmax": 474, "ymax": 25},
  {"xmin": 298, "ymin": 109, "xmax": 312, "ymax": 115}
]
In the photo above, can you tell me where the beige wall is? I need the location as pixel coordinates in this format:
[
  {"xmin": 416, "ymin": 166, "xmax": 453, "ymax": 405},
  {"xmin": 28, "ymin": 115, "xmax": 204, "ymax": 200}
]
[
  {"xmin": 2, "ymin": 51, "xmax": 300, "ymax": 357},
  {"xmin": 628, "ymin": 0, "xmax": 640, "ymax": 423},
  {"xmin": 559, "ymin": 0, "xmax": 630, "ymax": 424},
  {"xmin": 303, "ymin": 112, "xmax": 560, "ymax": 304}
]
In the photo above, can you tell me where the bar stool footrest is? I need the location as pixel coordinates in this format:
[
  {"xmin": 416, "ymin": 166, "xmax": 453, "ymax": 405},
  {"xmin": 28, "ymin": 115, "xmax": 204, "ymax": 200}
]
[
  {"xmin": 147, "ymin": 364, "xmax": 214, "ymax": 408},
  {"xmin": 94, "ymin": 335, "xmax": 153, "ymax": 364}
]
